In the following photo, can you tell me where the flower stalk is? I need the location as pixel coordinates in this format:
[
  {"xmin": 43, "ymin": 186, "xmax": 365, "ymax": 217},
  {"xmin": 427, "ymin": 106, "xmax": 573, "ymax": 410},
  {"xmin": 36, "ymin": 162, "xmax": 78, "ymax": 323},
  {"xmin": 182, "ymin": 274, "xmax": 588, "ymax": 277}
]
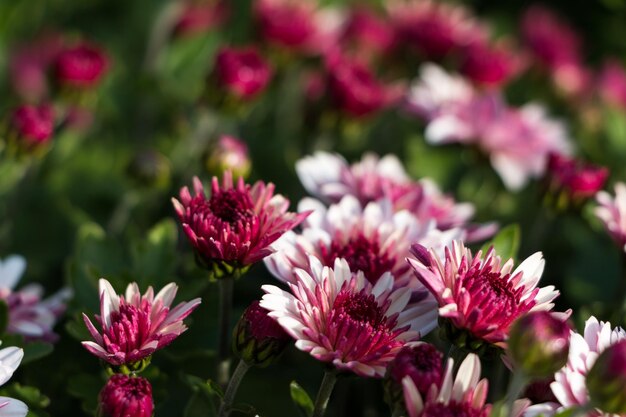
[
  {"xmin": 218, "ymin": 359, "xmax": 251, "ymax": 417},
  {"xmin": 312, "ymin": 369, "xmax": 338, "ymax": 417},
  {"xmin": 217, "ymin": 276, "xmax": 235, "ymax": 386}
]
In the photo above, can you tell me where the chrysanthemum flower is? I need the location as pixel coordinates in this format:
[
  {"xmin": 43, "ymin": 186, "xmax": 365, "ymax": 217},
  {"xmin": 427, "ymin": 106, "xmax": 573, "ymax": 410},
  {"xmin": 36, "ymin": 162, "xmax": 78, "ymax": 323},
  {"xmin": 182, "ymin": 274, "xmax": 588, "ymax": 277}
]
[
  {"xmin": 260, "ymin": 257, "xmax": 433, "ymax": 377},
  {"xmin": 295, "ymin": 151, "xmax": 495, "ymax": 242},
  {"xmin": 82, "ymin": 278, "xmax": 201, "ymax": 368},
  {"xmin": 98, "ymin": 374, "xmax": 153, "ymax": 417},
  {"xmin": 402, "ymin": 353, "xmax": 528, "ymax": 417},
  {"xmin": 0, "ymin": 346, "xmax": 28, "ymax": 417},
  {"xmin": 172, "ymin": 171, "xmax": 309, "ymax": 277},
  {"xmin": 265, "ymin": 195, "xmax": 458, "ymax": 292},
  {"xmin": 0, "ymin": 255, "xmax": 71, "ymax": 342},
  {"xmin": 595, "ymin": 182, "xmax": 626, "ymax": 253},
  {"xmin": 408, "ymin": 241, "xmax": 563, "ymax": 350}
]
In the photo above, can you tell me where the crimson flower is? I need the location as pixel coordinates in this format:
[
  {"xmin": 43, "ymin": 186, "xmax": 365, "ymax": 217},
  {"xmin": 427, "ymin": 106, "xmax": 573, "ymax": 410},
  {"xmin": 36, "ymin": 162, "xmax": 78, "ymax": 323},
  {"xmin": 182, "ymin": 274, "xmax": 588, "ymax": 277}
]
[
  {"xmin": 172, "ymin": 172, "xmax": 309, "ymax": 276},
  {"xmin": 214, "ymin": 46, "xmax": 272, "ymax": 100},
  {"xmin": 82, "ymin": 279, "xmax": 201, "ymax": 368},
  {"xmin": 54, "ymin": 43, "xmax": 108, "ymax": 88}
]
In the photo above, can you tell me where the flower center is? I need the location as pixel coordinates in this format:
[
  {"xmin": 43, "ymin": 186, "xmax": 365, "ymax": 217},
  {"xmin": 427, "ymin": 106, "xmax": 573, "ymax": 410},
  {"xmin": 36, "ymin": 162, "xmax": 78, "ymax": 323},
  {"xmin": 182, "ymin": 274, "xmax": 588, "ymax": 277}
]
[
  {"xmin": 207, "ymin": 189, "xmax": 254, "ymax": 224},
  {"xmin": 322, "ymin": 234, "xmax": 395, "ymax": 283},
  {"xmin": 391, "ymin": 343, "xmax": 444, "ymax": 395},
  {"xmin": 333, "ymin": 290, "xmax": 388, "ymax": 330},
  {"xmin": 103, "ymin": 303, "xmax": 152, "ymax": 355},
  {"xmin": 463, "ymin": 266, "xmax": 522, "ymax": 316},
  {"xmin": 423, "ymin": 401, "xmax": 486, "ymax": 417}
]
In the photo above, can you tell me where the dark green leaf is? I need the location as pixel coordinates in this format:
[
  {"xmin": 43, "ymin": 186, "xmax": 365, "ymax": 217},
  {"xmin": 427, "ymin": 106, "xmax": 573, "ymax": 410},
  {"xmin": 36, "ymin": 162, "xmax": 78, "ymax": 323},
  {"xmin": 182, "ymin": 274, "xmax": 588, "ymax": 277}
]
[
  {"xmin": 21, "ymin": 342, "xmax": 54, "ymax": 365},
  {"xmin": 480, "ymin": 224, "xmax": 520, "ymax": 260},
  {"xmin": 290, "ymin": 381, "xmax": 314, "ymax": 417}
]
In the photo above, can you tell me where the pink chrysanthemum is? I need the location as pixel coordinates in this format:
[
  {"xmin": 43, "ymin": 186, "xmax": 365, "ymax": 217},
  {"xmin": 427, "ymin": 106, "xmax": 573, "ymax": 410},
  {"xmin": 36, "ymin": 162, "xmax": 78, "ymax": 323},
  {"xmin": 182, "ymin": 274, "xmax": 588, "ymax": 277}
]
[
  {"xmin": 82, "ymin": 279, "xmax": 201, "ymax": 367},
  {"xmin": 408, "ymin": 241, "xmax": 563, "ymax": 349},
  {"xmin": 0, "ymin": 346, "xmax": 28, "ymax": 417},
  {"xmin": 546, "ymin": 153, "xmax": 608, "ymax": 201},
  {"xmin": 296, "ymin": 151, "xmax": 496, "ymax": 242},
  {"xmin": 403, "ymin": 353, "xmax": 528, "ymax": 417},
  {"xmin": 595, "ymin": 182, "xmax": 626, "ymax": 253},
  {"xmin": 265, "ymin": 195, "xmax": 458, "ymax": 292},
  {"xmin": 172, "ymin": 172, "xmax": 309, "ymax": 274},
  {"xmin": 260, "ymin": 257, "xmax": 432, "ymax": 377},
  {"xmin": 0, "ymin": 255, "xmax": 71, "ymax": 342}
]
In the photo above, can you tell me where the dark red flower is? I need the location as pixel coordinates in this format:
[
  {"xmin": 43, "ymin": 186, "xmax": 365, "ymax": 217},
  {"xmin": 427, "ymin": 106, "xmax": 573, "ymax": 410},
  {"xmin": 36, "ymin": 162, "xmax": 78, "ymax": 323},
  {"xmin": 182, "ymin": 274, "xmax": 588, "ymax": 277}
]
[
  {"xmin": 254, "ymin": 0, "xmax": 317, "ymax": 49},
  {"xmin": 98, "ymin": 374, "xmax": 153, "ymax": 417},
  {"xmin": 10, "ymin": 104, "xmax": 54, "ymax": 146},
  {"xmin": 54, "ymin": 43, "xmax": 108, "ymax": 88}
]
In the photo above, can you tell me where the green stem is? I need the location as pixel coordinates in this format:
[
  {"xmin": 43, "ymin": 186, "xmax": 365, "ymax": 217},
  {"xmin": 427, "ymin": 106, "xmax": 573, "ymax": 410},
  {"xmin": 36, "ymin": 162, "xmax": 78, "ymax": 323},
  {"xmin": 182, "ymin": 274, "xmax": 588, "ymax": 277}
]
[
  {"xmin": 218, "ymin": 359, "xmax": 251, "ymax": 417},
  {"xmin": 502, "ymin": 371, "xmax": 528, "ymax": 417},
  {"xmin": 312, "ymin": 370, "xmax": 338, "ymax": 417},
  {"xmin": 217, "ymin": 277, "xmax": 235, "ymax": 386}
]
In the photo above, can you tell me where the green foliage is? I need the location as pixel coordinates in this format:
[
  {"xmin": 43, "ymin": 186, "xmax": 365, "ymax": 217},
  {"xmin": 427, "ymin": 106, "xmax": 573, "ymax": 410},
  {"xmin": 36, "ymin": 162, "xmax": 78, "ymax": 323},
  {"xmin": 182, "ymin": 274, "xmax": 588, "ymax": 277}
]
[
  {"xmin": 480, "ymin": 224, "xmax": 521, "ymax": 261},
  {"xmin": 290, "ymin": 381, "xmax": 315, "ymax": 417}
]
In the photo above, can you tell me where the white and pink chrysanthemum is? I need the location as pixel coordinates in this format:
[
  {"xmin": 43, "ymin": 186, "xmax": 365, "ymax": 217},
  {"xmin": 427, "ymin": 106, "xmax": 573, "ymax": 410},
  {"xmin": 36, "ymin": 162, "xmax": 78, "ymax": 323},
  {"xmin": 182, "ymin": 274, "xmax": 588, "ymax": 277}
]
[
  {"xmin": 265, "ymin": 195, "xmax": 459, "ymax": 290},
  {"xmin": 295, "ymin": 151, "xmax": 495, "ymax": 242},
  {"xmin": 260, "ymin": 257, "xmax": 435, "ymax": 377},
  {"xmin": 172, "ymin": 172, "xmax": 310, "ymax": 271},
  {"xmin": 82, "ymin": 279, "xmax": 201, "ymax": 366},
  {"xmin": 0, "ymin": 255, "xmax": 72, "ymax": 342},
  {"xmin": 0, "ymin": 346, "xmax": 28, "ymax": 417},
  {"xmin": 595, "ymin": 182, "xmax": 626, "ymax": 253},
  {"xmin": 403, "ymin": 353, "xmax": 528, "ymax": 417},
  {"xmin": 407, "ymin": 64, "xmax": 573, "ymax": 191},
  {"xmin": 408, "ymin": 241, "xmax": 563, "ymax": 348},
  {"xmin": 549, "ymin": 317, "xmax": 626, "ymax": 415}
]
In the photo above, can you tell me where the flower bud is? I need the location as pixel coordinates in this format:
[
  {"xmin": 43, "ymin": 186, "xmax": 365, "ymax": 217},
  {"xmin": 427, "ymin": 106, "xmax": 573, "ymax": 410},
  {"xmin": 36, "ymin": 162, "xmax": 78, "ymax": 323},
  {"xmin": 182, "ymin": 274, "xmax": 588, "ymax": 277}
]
[
  {"xmin": 507, "ymin": 311, "xmax": 571, "ymax": 378},
  {"xmin": 206, "ymin": 135, "xmax": 251, "ymax": 179},
  {"xmin": 214, "ymin": 47, "xmax": 272, "ymax": 101},
  {"xmin": 54, "ymin": 43, "xmax": 108, "ymax": 88},
  {"xmin": 98, "ymin": 374, "xmax": 154, "ymax": 417},
  {"xmin": 9, "ymin": 104, "xmax": 54, "ymax": 147},
  {"xmin": 545, "ymin": 153, "xmax": 608, "ymax": 210},
  {"xmin": 586, "ymin": 339, "xmax": 626, "ymax": 414},
  {"xmin": 384, "ymin": 343, "xmax": 444, "ymax": 415},
  {"xmin": 233, "ymin": 300, "xmax": 291, "ymax": 367}
]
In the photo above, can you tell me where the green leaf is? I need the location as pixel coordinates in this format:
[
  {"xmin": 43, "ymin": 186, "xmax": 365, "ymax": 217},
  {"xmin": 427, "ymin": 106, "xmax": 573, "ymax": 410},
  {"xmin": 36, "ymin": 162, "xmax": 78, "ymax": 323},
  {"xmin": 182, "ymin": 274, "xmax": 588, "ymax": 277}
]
[
  {"xmin": 480, "ymin": 224, "xmax": 520, "ymax": 260},
  {"xmin": 3, "ymin": 383, "xmax": 50, "ymax": 409},
  {"xmin": 67, "ymin": 373, "xmax": 102, "ymax": 415},
  {"xmin": 21, "ymin": 342, "xmax": 54, "ymax": 365},
  {"xmin": 290, "ymin": 381, "xmax": 314, "ymax": 417},
  {"xmin": 131, "ymin": 219, "xmax": 178, "ymax": 288}
]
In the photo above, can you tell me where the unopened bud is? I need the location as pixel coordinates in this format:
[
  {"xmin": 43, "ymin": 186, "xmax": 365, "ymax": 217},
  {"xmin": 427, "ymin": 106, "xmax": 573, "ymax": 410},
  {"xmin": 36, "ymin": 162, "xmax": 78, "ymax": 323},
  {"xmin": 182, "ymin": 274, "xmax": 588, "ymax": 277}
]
[
  {"xmin": 587, "ymin": 339, "xmax": 626, "ymax": 414},
  {"xmin": 98, "ymin": 374, "xmax": 154, "ymax": 417}
]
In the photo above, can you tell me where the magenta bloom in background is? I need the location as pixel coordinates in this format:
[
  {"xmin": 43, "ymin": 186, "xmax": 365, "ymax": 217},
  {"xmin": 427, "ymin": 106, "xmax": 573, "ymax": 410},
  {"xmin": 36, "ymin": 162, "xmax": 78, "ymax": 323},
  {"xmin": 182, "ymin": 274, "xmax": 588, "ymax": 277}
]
[
  {"xmin": 595, "ymin": 182, "xmax": 626, "ymax": 253},
  {"xmin": 54, "ymin": 43, "xmax": 108, "ymax": 88},
  {"xmin": 326, "ymin": 54, "xmax": 391, "ymax": 118},
  {"xmin": 254, "ymin": 0, "xmax": 317, "ymax": 50},
  {"xmin": 547, "ymin": 153, "xmax": 608, "ymax": 201},
  {"xmin": 261, "ymin": 257, "xmax": 430, "ymax": 377},
  {"xmin": 459, "ymin": 41, "xmax": 523, "ymax": 87},
  {"xmin": 214, "ymin": 46, "xmax": 272, "ymax": 100},
  {"xmin": 10, "ymin": 104, "xmax": 54, "ymax": 146},
  {"xmin": 342, "ymin": 7, "xmax": 396, "ymax": 60},
  {"xmin": 172, "ymin": 172, "xmax": 309, "ymax": 271},
  {"xmin": 98, "ymin": 374, "xmax": 153, "ymax": 417},
  {"xmin": 82, "ymin": 279, "xmax": 201, "ymax": 367},
  {"xmin": 408, "ymin": 241, "xmax": 563, "ymax": 349},
  {"xmin": 598, "ymin": 59, "xmax": 626, "ymax": 109},
  {"xmin": 174, "ymin": 1, "xmax": 228, "ymax": 37}
]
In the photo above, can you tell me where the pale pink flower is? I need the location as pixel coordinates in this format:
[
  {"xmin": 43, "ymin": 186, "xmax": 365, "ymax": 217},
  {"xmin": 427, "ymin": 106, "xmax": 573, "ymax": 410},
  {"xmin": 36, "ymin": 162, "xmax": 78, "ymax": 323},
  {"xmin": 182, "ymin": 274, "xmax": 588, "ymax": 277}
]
[
  {"xmin": 172, "ymin": 172, "xmax": 309, "ymax": 270},
  {"xmin": 0, "ymin": 346, "xmax": 28, "ymax": 417},
  {"xmin": 82, "ymin": 279, "xmax": 201, "ymax": 366},
  {"xmin": 265, "ymin": 195, "xmax": 457, "ymax": 294},
  {"xmin": 0, "ymin": 256, "xmax": 71, "ymax": 342},
  {"xmin": 403, "ymin": 353, "xmax": 528, "ymax": 417},
  {"xmin": 260, "ymin": 258, "xmax": 432, "ymax": 377},
  {"xmin": 408, "ymin": 241, "xmax": 563, "ymax": 349},
  {"xmin": 547, "ymin": 317, "xmax": 626, "ymax": 416},
  {"xmin": 595, "ymin": 182, "xmax": 626, "ymax": 253},
  {"xmin": 295, "ymin": 151, "xmax": 496, "ymax": 241}
]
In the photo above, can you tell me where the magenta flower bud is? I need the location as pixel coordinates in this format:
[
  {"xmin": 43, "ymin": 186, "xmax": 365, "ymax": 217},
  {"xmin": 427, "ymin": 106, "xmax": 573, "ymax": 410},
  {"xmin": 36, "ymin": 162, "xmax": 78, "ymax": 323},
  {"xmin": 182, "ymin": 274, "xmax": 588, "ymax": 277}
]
[
  {"xmin": 54, "ymin": 43, "xmax": 108, "ymax": 88},
  {"xmin": 384, "ymin": 343, "xmax": 443, "ymax": 414},
  {"xmin": 586, "ymin": 339, "xmax": 626, "ymax": 414},
  {"xmin": 327, "ymin": 55, "xmax": 389, "ymax": 118},
  {"xmin": 507, "ymin": 311, "xmax": 571, "ymax": 378},
  {"xmin": 206, "ymin": 135, "xmax": 251, "ymax": 179},
  {"xmin": 546, "ymin": 153, "xmax": 608, "ymax": 205},
  {"xmin": 9, "ymin": 104, "xmax": 54, "ymax": 147},
  {"xmin": 233, "ymin": 300, "xmax": 291, "ymax": 367},
  {"xmin": 98, "ymin": 374, "xmax": 153, "ymax": 417},
  {"xmin": 342, "ymin": 8, "xmax": 396, "ymax": 59},
  {"xmin": 214, "ymin": 47, "xmax": 272, "ymax": 100},
  {"xmin": 254, "ymin": 0, "xmax": 316, "ymax": 50}
]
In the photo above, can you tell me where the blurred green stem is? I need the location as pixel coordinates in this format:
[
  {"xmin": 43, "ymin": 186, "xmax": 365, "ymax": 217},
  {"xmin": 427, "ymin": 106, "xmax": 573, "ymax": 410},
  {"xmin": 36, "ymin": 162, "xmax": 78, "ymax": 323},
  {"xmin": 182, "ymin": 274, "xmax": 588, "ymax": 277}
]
[
  {"xmin": 501, "ymin": 370, "xmax": 527, "ymax": 417},
  {"xmin": 218, "ymin": 359, "xmax": 250, "ymax": 417},
  {"xmin": 312, "ymin": 369, "xmax": 338, "ymax": 417},
  {"xmin": 143, "ymin": 1, "xmax": 184, "ymax": 73},
  {"xmin": 217, "ymin": 277, "xmax": 234, "ymax": 386}
]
